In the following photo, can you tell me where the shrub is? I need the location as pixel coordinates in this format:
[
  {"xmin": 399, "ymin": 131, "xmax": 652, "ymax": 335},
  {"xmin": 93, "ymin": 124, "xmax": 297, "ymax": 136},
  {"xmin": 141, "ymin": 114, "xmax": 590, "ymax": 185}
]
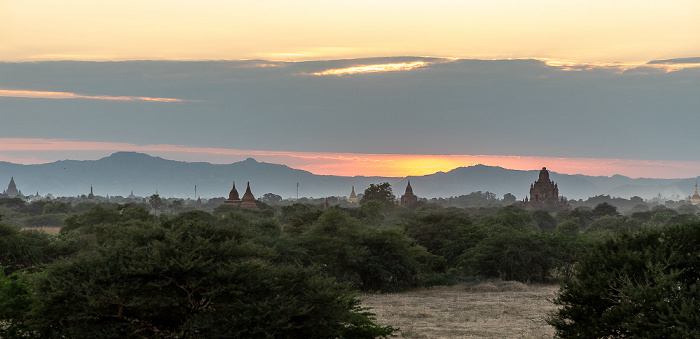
[
  {"xmin": 1, "ymin": 209, "xmax": 396, "ymax": 338},
  {"xmin": 549, "ymin": 221, "xmax": 700, "ymax": 338}
]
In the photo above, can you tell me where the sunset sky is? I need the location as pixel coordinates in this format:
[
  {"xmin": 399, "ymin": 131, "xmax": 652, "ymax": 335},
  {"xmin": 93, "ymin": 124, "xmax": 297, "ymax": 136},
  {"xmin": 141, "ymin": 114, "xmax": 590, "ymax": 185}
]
[{"xmin": 1, "ymin": 1, "xmax": 700, "ymax": 179}]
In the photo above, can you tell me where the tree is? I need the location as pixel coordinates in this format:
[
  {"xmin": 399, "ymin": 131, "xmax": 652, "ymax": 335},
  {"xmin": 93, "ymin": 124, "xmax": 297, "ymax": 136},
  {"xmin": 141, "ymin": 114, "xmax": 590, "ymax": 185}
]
[
  {"xmin": 591, "ymin": 202, "xmax": 619, "ymax": 218},
  {"xmin": 502, "ymin": 193, "xmax": 517, "ymax": 205},
  {"xmin": 262, "ymin": 193, "xmax": 283, "ymax": 203},
  {"xmin": 1, "ymin": 207, "xmax": 396, "ymax": 338},
  {"xmin": 170, "ymin": 199, "xmax": 184, "ymax": 213},
  {"xmin": 300, "ymin": 209, "xmax": 437, "ymax": 292},
  {"xmin": 149, "ymin": 194, "xmax": 163, "ymax": 215},
  {"xmin": 360, "ymin": 182, "xmax": 395, "ymax": 208},
  {"xmin": 549, "ymin": 221, "xmax": 700, "ymax": 338},
  {"xmin": 0, "ymin": 222, "xmax": 54, "ymax": 274}
]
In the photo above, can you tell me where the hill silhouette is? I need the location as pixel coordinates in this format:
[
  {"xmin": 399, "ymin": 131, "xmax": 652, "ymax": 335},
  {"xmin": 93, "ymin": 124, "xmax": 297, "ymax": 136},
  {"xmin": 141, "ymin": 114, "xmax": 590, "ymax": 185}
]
[{"xmin": 0, "ymin": 152, "xmax": 695, "ymax": 200}]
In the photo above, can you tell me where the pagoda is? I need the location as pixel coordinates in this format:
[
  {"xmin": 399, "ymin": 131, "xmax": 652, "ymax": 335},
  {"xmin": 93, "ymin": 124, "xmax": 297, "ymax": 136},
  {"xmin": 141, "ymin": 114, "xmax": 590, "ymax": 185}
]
[
  {"xmin": 348, "ymin": 186, "xmax": 358, "ymax": 203},
  {"xmin": 399, "ymin": 180, "xmax": 418, "ymax": 207},
  {"xmin": 239, "ymin": 182, "xmax": 260, "ymax": 211},
  {"xmin": 223, "ymin": 181, "xmax": 242, "ymax": 205},
  {"xmin": 3, "ymin": 177, "xmax": 21, "ymax": 198},
  {"xmin": 691, "ymin": 179, "xmax": 700, "ymax": 206},
  {"xmin": 518, "ymin": 167, "xmax": 569, "ymax": 211}
]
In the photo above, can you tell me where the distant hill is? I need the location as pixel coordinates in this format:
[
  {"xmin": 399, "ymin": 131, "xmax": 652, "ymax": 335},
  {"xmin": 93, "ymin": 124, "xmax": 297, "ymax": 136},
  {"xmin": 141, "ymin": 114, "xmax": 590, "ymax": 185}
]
[{"xmin": 0, "ymin": 152, "xmax": 695, "ymax": 201}]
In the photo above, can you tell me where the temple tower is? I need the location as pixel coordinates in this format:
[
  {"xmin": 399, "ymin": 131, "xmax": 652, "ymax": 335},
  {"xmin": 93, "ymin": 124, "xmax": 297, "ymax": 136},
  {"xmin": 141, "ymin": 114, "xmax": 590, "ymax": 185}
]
[
  {"xmin": 239, "ymin": 182, "xmax": 260, "ymax": 211},
  {"xmin": 223, "ymin": 181, "xmax": 242, "ymax": 205},
  {"xmin": 348, "ymin": 186, "xmax": 358, "ymax": 203},
  {"xmin": 519, "ymin": 167, "xmax": 569, "ymax": 211},
  {"xmin": 400, "ymin": 180, "xmax": 418, "ymax": 207},
  {"xmin": 4, "ymin": 177, "xmax": 20, "ymax": 198},
  {"xmin": 691, "ymin": 179, "xmax": 700, "ymax": 206}
]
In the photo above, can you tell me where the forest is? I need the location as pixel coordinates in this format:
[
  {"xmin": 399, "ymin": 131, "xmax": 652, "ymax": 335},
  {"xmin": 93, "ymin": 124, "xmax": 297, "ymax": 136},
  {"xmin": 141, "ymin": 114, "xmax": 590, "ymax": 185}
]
[{"xmin": 2, "ymin": 183, "xmax": 700, "ymax": 338}]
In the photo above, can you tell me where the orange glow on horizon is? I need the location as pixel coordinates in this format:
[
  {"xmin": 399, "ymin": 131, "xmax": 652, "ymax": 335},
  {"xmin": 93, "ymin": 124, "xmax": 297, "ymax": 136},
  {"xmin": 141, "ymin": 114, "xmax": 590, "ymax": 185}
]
[
  {"xmin": 0, "ymin": 89, "xmax": 184, "ymax": 102},
  {"xmin": 0, "ymin": 138, "xmax": 699, "ymax": 180}
]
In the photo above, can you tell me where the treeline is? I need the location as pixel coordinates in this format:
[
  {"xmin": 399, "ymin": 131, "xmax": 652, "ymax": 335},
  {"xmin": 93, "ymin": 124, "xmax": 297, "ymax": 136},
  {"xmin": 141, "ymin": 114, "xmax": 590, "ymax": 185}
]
[{"xmin": 2, "ymin": 190, "xmax": 700, "ymax": 337}]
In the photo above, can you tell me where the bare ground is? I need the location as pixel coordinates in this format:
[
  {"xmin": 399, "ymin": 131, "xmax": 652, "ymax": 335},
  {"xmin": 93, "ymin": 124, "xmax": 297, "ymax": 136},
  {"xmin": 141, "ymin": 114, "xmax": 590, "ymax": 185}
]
[
  {"xmin": 359, "ymin": 281, "xmax": 560, "ymax": 339},
  {"xmin": 22, "ymin": 226, "xmax": 61, "ymax": 235}
]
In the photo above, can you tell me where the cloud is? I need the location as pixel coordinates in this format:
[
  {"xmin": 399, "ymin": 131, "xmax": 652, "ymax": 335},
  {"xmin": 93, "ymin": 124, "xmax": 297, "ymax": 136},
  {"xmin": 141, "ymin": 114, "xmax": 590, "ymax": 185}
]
[
  {"xmin": 1, "ymin": 59, "xmax": 699, "ymax": 165},
  {"xmin": 310, "ymin": 61, "xmax": 431, "ymax": 76},
  {"xmin": 0, "ymin": 88, "xmax": 184, "ymax": 102},
  {"xmin": 648, "ymin": 57, "xmax": 700, "ymax": 64},
  {"xmin": 540, "ymin": 58, "xmax": 700, "ymax": 73}
]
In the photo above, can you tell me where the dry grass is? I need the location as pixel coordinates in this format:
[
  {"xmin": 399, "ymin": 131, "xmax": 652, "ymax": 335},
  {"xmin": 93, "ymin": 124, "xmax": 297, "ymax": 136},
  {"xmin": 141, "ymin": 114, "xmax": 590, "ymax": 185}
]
[
  {"xmin": 359, "ymin": 281, "xmax": 560, "ymax": 338},
  {"xmin": 21, "ymin": 226, "xmax": 61, "ymax": 235}
]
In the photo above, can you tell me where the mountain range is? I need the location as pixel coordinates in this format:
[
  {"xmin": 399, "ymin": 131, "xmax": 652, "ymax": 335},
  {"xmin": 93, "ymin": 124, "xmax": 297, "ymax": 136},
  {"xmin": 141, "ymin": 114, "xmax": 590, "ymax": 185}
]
[{"xmin": 0, "ymin": 152, "xmax": 696, "ymax": 201}]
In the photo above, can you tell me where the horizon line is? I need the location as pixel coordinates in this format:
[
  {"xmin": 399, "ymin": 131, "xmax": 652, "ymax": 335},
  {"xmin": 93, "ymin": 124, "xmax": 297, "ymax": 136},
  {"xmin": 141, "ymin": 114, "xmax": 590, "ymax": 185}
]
[{"xmin": 1, "ymin": 138, "xmax": 699, "ymax": 180}]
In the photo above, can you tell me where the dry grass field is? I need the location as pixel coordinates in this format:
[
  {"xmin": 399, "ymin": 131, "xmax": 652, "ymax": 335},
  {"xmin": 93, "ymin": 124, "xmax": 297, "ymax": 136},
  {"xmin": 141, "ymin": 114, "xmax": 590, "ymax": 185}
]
[
  {"xmin": 22, "ymin": 226, "xmax": 61, "ymax": 235},
  {"xmin": 360, "ymin": 281, "xmax": 560, "ymax": 338}
]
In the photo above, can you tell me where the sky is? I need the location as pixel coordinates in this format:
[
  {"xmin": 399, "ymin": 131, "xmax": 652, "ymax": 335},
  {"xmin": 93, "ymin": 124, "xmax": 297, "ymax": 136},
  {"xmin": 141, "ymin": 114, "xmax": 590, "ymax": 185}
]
[{"xmin": 1, "ymin": 1, "xmax": 700, "ymax": 179}]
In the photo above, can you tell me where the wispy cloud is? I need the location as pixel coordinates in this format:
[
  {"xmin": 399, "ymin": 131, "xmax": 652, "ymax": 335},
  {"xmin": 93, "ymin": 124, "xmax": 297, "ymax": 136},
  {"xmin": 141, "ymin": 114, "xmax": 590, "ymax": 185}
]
[
  {"xmin": 310, "ymin": 61, "xmax": 431, "ymax": 76},
  {"xmin": 0, "ymin": 89, "xmax": 184, "ymax": 102},
  {"xmin": 1, "ymin": 138, "xmax": 699, "ymax": 179},
  {"xmin": 539, "ymin": 58, "xmax": 700, "ymax": 73}
]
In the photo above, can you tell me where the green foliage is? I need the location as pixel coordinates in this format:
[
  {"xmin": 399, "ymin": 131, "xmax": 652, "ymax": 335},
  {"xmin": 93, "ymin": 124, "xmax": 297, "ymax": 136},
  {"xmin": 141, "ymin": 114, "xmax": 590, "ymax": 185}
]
[
  {"xmin": 403, "ymin": 209, "xmax": 484, "ymax": 268},
  {"xmin": 280, "ymin": 203, "xmax": 323, "ymax": 236},
  {"xmin": 0, "ymin": 223, "xmax": 54, "ymax": 274},
  {"xmin": 549, "ymin": 221, "xmax": 700, "ymax": 338},
  {"xmin": 585, "ymin": 215, "xmax": 641, "ymax": 234},
  {"xmin": 461, "ymin": 227, "xmax": 573, "ymax": 282},
  {"xmin": 555, "ymin": 217, "xmax": 580, "ymax": 235},
  {"xmin": 1, "ymin": 207, "xmax": 396, "ymax": 338},
  {"xmin": 301, "ymin": 209, "xmax": 438, "ymax": 292},
  {"xmin": 590, "ymin": 202, "xmax": 618, "ymax": 218},
  {"xmin": 531, "ymin": 210, "xmax": 557, "ymax": 232},
  {"xmin": 61, "ymin": 204, "xmax": 153, "ymax": 234},
  {"xmin": 477, "ymin": 205, "xmax": 536, "ymax": 232},
  {"xmin": 0, "ymin": 198, "xmax": 25, "ymax": 211},
  {"xmin": 42, "ymin": 201, "xmax": 71, "ymax": 214},
  {"xmin": 0, "ymin": 267, "xmax": 32, "ymax": 338},
  {"xmin": 17, "ymin": 213, "xmax": 66, "ymax": 227},
  {"xmin": 360, "ymin": 182, "xmax": 395, "ymax": 208},
  {"xmin": 358, "ymin": 200, "xmax": 385, "ymax": 225}
]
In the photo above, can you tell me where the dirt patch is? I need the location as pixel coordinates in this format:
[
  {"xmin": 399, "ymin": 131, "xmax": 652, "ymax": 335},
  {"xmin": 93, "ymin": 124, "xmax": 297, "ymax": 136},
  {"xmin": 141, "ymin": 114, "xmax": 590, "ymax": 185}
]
[
  {"xmin": 359, "ymin": 282, "xmax": 560, "ymax": 338},
  {"xmin": 21, "ymin": 226, "xmax": 61, "ymax": 235}
]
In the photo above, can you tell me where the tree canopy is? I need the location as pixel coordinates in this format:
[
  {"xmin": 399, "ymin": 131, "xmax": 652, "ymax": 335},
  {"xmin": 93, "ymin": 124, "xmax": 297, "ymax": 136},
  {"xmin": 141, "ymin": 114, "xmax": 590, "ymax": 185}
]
[{"xmin": 360, "ymin": 182, "xmax": 395, "ymax": 208}]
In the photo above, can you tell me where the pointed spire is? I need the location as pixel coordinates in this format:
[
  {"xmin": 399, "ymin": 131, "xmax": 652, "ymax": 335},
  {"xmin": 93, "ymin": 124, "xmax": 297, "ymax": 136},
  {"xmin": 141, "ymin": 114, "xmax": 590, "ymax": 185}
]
[
  {"xmin": 239, "ymin": 181, "xmax": 259, "ymax": 211},
  {"xmin": 692, "ymin": 177, "xmax": 700, "ymax": 205},
  {"xmin": 348, "ymin": 185, "xmax": 358, "ymax": 203},
  {"xmin": 228, "ymin": 181, "xmax": 240, "ymax": 201},
  {"xmin": 405, "ymin": 180, "xmax": 414, "ymax": 194},
  {"xmin": 5, "ymin": 177, "xmax": 19, "ymax": 197}
]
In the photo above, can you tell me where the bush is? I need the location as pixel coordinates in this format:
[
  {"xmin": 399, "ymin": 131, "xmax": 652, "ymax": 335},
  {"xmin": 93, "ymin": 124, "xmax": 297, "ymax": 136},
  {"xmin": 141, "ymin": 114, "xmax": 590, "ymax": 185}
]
[
  {"xmin": 2, "ymin": 208, "xmax": 396, "ymax": 338},
  {"xmin": 301, "ymin": 209, "xmax": 438, "ymax": 292},
  {"xmin": 0, "ymin": 222, "xmax": 54, "ymax": 274},
  {"xmin": 549, "ymin": 221, "xmax": 700, "ymax": 338}
]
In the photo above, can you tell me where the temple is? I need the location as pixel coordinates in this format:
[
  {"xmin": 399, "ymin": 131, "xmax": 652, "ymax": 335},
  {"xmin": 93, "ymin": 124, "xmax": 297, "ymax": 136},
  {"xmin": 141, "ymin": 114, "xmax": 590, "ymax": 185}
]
[
  {"xmin": 219, "ymin": 181, "xmax": 259, "ymax": 210},
  {"xmin": 518, "ymin": 167, "xmax": 569, "ymax": 211},
  {"xmin": 348, "ymin": 186, "xmax": 358, "ymax": 203},
  {"xmin": 239, "ymin": 182, "xmax": 260, "ymax": 211},
  {"xmin": 223, "ymin": 181, "xmax": 242, "ymax": 205},
  {"xmin": 2, "ymin": 177, "xmax": 22, "ymax": 198},
  {"xmin": 399, "ymin": 180, "xmax": 418, "ymax": 207},
  {"xmin": 691, "ymin": 179, "xmax": 700, "ymax": 206}
]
